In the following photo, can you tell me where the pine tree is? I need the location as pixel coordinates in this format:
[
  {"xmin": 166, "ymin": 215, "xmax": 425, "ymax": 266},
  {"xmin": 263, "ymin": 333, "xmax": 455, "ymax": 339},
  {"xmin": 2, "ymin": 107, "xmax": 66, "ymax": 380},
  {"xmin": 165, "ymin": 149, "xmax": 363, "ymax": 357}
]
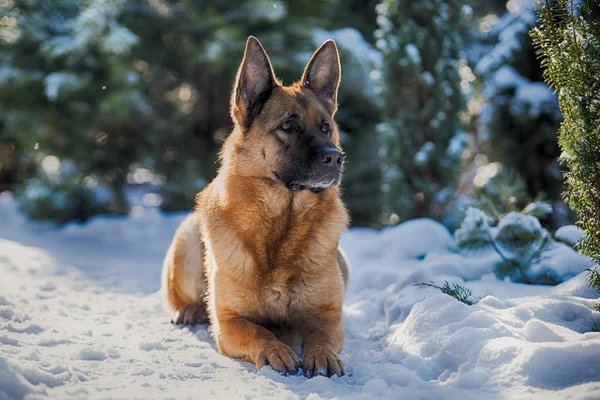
[
  {"xmin": 375, "ymin": 0, "xmax": 470, "ymax": 223},
  {"xmin": 0, "ymin": 0, "xmax": 143, "ymax": 220},
  {"xmin": 471, "ymin": 0, "xmax": 566, "ymax": 225},
  {"xmin": 531, "ymin": 0, "xmax": 600, "ymax": 307}
]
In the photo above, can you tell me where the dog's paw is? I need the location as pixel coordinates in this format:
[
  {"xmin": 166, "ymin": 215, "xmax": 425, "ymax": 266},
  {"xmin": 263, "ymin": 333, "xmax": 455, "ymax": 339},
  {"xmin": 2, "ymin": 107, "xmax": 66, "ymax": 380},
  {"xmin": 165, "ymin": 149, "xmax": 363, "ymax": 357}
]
[
  {"xmin": 256, "ymin": 340, "xmax": 300, "ymax": 375},
  {"xmin": 302, "ymin": 345, "xmax": 344, "ymax": 378},
  {"xmin": 170, "ymin": 304, "xmax": 208, "ymax": 325}
]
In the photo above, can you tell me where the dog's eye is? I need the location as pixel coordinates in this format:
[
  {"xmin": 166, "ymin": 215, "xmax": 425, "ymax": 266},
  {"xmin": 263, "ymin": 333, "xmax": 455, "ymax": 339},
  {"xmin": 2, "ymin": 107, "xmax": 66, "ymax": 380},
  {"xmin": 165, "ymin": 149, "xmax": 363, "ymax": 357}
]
[
  {"xmin": 280, "ymin": 122, "xmax": 293, "ymax": 132},
  {"xmin": 321, "ymin": 122, "xmax": 330, "ymax": 133}
]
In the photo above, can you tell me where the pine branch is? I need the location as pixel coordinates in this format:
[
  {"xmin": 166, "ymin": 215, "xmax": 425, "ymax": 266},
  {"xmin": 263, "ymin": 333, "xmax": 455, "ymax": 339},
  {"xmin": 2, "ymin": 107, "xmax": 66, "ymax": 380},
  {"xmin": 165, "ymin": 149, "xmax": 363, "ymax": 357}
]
[
  {"xmin": 586, "ymin": 267, "xmax": 600, "ymax": 292},
  {"xmin": 415, "ymin": 281, "xmax": 478, "ymax": 305},
  {"xmin": 528, "ymin": 233, "xmax": 550, "ymax": 265},
  {"xmin": 490, "ymin": 240, "xmax": 510, "ymax": 263},
  {"xmin": 531, "ymin": 0, "xmax": 600, "ymax": 267},
  {"xmin": 586, "ymin": 267, "xmax": 600, "ymax": 312}
]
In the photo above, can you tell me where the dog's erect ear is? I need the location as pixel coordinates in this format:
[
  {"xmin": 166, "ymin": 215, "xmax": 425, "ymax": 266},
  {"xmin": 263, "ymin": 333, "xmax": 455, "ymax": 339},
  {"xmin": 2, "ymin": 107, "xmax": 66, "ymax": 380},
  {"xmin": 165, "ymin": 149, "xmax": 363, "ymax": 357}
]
[
  {"xmin": 301, "ymin": 40, "xmax": 341, "ymax": 115},
  {"xmin": 231, "ymin": 36, "xmax": 277, "ymax": 130}
]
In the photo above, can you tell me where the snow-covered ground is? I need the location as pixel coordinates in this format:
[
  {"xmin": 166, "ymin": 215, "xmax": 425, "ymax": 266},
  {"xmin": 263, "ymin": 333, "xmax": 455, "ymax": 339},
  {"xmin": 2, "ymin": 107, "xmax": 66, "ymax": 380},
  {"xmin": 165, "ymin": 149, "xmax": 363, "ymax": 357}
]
[{"xmin": 1, "ymin": 195, "xmax": 599, "ymax": 400}]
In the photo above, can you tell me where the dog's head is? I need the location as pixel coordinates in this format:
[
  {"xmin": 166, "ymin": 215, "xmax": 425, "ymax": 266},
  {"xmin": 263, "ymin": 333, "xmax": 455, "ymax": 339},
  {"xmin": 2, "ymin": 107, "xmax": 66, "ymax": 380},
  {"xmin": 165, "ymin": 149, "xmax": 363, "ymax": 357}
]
[{"xmin": 229, "ymin": 36, "xmax": 343, "ymax": 193}]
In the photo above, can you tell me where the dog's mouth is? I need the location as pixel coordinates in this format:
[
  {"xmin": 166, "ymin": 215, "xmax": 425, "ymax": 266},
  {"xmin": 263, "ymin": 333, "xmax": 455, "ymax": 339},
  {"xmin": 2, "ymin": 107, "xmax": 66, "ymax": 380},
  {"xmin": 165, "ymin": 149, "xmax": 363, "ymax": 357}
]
[
  {"xmin": 287, "ymin": 174, "xmax": 342, "ymax": 193},
  {"xmin": 274, "ymin": 170, "xmax": 342, "ymax": 193}
]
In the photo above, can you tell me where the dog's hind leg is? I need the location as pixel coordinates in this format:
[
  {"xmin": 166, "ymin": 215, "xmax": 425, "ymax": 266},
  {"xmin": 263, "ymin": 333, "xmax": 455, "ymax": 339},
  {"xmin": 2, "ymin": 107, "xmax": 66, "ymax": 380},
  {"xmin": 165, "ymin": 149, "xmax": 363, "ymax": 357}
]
[
  {"xmin": 336, "ymin": 247, "xmax": 350, "ymax": 289},
  {"xmin": 161, "ymin": 213, "xmax": 208, "ymax": 325}
]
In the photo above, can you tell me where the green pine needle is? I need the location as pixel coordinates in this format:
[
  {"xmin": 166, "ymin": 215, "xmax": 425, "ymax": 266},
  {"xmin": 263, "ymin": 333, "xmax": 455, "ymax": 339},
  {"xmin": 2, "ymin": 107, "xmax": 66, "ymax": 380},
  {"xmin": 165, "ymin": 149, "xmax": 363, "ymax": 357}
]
[
  {"xmin": 415, "ymin": 281, "xmax": 478, "ymax": 306},
  {"xmin": 586, "ymin": 267, "xmax": 600, "ymax": 312},
  {"xmin": 586, "ymin": 267, "xmax": 600, "ymax": 292}
]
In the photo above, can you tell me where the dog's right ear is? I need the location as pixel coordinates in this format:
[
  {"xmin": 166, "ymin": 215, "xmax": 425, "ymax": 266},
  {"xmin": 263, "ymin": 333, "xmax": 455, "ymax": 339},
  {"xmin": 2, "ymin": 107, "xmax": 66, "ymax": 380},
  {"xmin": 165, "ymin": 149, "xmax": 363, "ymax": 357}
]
[{"xmin": 231, "ymin": 37, "xmax": 277, "ymax": 130}]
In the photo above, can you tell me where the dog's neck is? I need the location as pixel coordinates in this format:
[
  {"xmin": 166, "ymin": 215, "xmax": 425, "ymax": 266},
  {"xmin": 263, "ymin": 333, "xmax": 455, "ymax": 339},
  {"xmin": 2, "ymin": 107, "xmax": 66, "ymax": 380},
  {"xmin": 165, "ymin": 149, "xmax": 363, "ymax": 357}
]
[{"xmin": 219, "ymin": 165, "xmax": 332, "ymax": 217}]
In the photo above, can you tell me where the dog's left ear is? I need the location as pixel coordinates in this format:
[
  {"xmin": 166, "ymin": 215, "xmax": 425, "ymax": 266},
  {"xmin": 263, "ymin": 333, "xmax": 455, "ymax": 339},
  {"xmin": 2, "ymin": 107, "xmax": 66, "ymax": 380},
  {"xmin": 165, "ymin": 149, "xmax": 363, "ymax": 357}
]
[
  {"xmin": 302, "ymin": 40, "xmax": 341, "ymax": 115},
  {"xmin": 231, "ymin": 36, "xmax": 278, "ymax": 130}
]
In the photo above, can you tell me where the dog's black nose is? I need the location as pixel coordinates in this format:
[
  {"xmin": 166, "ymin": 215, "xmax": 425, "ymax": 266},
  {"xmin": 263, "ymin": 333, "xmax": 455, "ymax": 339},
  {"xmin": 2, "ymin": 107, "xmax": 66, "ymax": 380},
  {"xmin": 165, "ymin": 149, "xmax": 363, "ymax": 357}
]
[{"xmin": 319, "ymin": 147, "xmax": 343, "ymax": 167}]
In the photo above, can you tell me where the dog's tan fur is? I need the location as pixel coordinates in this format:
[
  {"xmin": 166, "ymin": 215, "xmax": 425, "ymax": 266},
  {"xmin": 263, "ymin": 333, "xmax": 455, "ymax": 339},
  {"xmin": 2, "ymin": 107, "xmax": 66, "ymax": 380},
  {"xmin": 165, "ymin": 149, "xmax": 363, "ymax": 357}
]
[{"xmin": 162, "ymin": 37, "xmax": 349, "ymax": 377}]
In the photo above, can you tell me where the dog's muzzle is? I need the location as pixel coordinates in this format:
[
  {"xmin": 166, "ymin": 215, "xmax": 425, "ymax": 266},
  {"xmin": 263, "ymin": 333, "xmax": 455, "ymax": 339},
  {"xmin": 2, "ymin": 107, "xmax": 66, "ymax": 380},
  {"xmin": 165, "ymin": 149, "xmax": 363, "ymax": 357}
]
[{"xmin": 288, "ymin": 147, "xmax": 344, "ymax": 192}]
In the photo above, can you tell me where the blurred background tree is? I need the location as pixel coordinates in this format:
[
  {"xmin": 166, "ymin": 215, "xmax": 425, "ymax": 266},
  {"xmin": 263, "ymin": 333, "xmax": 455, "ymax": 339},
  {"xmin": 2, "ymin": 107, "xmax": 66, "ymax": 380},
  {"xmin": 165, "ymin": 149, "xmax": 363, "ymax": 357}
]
[
  {"xmin": 0, "ymin": 0, "xmax": 382, "ymax": 223},
  {"xmin": 466, "ymin": 0, "xmax": 568, "ymax": 228},
  {"xmin": 0, "ymin": 0, "xmax": 574, "ymax": 233},
  {"xmin": 374, "ymin": 0, "xmax": 471, "ymax": 224}
]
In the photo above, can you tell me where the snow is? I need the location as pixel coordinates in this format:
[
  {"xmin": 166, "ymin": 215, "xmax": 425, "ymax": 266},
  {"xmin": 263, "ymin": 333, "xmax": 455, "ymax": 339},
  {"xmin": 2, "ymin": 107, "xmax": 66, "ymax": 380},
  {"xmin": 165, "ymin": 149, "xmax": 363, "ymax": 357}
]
[
  {"xmin": 413, "ymin": 142, "xmax": 435, "ymax": 165},
  {"xmin": 496, "ymin": 211, "xmax": 543, "ymax": 241},
  {"xmin": 311, "ymin": 28, "xmax": 382, "ymax": 104},
  {"xmin": 513, "ymin": 82, "xmax": 559, "ymax": 120},
  {"xmin": 40, "ymin": 0, "xmax": 138, "ymax": 64},
  {"xmin": 43, "ymin": 72, "xmax": 89, "ymax": 101},
  {"xmin": 0, "ymin": 199, "xmax": 599, "ymax": 399},
  {"xmin": 238, "ymin": 0, "xmax": 287, "ymax": 22},
  {"xmin": 531, "ymin": 244, "xmax": 594, "ymax": 284},
  {"xmin": 395, "ymin": 294, "xmax": 600, "ymax": 392},
  {"xmin": 446, "ymin": 132, "xmax": 469, "ymax": 158},
  {"xmin": 479, "ymin": 65, "xmax": 561, "ymax": 143},
  {"xmin": 455, "ymin": 207, "xmax": 494, "ymax": 248},
  {"xmin": 454, "ymin": 207, "xmax": 592, "ymax": 285},
  {"xmin": 313, "ymin": 28, "xmax": 382, "ymax": 69},
  {"xmin": 474, "ymin": 0, "xmax": 537, "ymax": 76},
  {"xmin": 404, "ymin": 44, "xmax": 421, "ymax": 65},
  {"xmin": 555, "ymin": 225, "xmax": 585, "ymax": 247}
]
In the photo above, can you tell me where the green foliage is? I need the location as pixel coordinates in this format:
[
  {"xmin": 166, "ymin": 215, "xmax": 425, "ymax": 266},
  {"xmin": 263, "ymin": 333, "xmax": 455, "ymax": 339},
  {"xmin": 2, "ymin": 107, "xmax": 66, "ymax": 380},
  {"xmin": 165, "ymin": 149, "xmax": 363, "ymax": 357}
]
[
  {"xmin": 469, "ymin": 164, "xmax": 557, "ymax": 234},
  {"xmin": 0, "ymin": 0, "xmax": 382, "ymax": 224},
  {"xmin": 496, "ymin": 212, "xmax": 544, "ymax": 246},
  {"xmin": 455, "ymin": 206, "xmax": 556, "ymax": 284},
  {"xmin": 18, "ymin": 168, "xmax": 114, "ymax": 223},
  {"xmin": 375, "ymin": 0, "xmax": 471, "ymax": 223},
  {"xmin": 531, "ymin": 0, "xmax": 600, "ymax": 304},
  {"xmin": 531, "ymin": 0, "xmax": 600, "ymax": 261},
  {"xmin": 455, "ymin": 207, "xmax": 494, "ymax": 250},
  {"xmin": 586, "ymin": 267, "xmax": 600, "ymax": 312},
  {"xmin": 522, "ymin": 201, "xmax": 554, "ymax": 220},
  {"xmin": 415, "ymin": 281, "xmax": 478, "ymax": 305},
  {"xmin": 471, "ymin": 166, "xmax": 532, "ymax": 221},
  {"xmin": 320, "ymin": 29, "xmax": 383, "ymax": 227},
  {"xmin": 472, "ymin": 2, "xmax": 564, "ymax": 215}
]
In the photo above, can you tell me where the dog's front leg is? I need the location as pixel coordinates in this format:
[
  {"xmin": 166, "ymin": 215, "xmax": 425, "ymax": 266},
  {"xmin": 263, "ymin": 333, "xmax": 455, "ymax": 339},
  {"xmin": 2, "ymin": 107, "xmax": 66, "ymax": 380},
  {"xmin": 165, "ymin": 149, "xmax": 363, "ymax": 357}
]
[
  {"xmin": 301, "ymin": 315, "xmax": 345, "ymax": 378},
  {"xmin": 215, "ymin": 313, "xmax": 300, "ymax": 375}
]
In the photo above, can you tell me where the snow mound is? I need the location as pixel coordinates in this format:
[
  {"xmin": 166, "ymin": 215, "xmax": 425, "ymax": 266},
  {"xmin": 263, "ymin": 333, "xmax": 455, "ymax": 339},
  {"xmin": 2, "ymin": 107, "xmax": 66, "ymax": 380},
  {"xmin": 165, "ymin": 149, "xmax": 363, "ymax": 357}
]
[
  {"xmin": 531, "ymin": 243, "xmax": 594, "ymax": 283},
  {"xmin": 555, "ymin": 225, "xmax": 585, "ymax": 246},
  {"xmin": 378, "ymin": 218, "xmax": 455, "ymax": 259},
  {"xmin": 391, "ymin": 294, "xmax": 599, "ymax": 393},
  {"xmin": 554, "ymin": 271, "xmax": 600, "ymax": 299}
]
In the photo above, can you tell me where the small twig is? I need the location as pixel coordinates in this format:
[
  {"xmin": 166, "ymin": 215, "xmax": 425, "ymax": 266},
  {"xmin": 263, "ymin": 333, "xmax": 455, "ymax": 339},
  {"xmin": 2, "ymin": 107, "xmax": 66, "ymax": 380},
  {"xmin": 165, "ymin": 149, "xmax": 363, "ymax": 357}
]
[
  {"xmin": 518, "ymin": 268, "xmax": 534, "ymax": 285},
  {"xmin": 490, "ymin": 240, "xmax": 509, "ymax": 263},
  {"xmin": 529, "ymin": 234, "xmax": 550, "ymax": 264},
  {"xmin": 492, "ymin": 240, "xmax": 535, "ymax": 284}
]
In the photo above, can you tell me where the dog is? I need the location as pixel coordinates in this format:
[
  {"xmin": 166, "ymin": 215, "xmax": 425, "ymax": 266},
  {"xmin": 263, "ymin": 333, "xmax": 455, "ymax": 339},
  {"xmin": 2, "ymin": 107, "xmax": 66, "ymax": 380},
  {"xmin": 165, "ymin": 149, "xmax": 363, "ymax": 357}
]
[{"xmin": 161, "ymin": 36, "xmax": 349, "ymax": 378}]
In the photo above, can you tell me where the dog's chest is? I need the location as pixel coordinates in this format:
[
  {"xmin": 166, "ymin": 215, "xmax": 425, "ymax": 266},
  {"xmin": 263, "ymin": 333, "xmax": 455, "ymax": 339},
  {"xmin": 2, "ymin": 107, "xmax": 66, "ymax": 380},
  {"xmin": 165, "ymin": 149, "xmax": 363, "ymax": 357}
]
[{"xmin": 255, "ymin": 266, "xmax": 307, "ymax": 321}]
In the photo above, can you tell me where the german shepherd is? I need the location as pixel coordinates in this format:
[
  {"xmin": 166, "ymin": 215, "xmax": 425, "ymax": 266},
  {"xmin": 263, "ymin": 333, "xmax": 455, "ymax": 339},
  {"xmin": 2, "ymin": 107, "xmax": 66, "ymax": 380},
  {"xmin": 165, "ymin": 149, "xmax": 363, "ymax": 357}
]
[{"xmin": 161, "ymin": 36, "xmax": 349, "ymax": 378}]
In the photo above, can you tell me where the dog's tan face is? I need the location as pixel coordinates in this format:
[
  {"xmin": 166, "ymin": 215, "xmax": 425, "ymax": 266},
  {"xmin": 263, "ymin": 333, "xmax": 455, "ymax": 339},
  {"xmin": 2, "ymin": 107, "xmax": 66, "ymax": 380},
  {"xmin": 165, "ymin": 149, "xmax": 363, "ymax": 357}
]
[{"xmin": 230, "ymin": 37, "xmax": 343, "ymax": 193}]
